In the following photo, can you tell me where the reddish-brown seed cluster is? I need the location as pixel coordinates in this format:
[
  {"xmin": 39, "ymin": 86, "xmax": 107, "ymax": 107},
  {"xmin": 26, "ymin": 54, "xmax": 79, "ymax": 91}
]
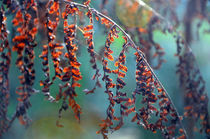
[
  {"xmin": 111, "ymin": 38, "xmax": 131, "ymax": 130},
  {"xmin": 54, "ymin": 3, "xmax": 82, "ymax": 123},
  {"xmin": 39, "ymin": 0, "xmax": 62, "ymax": 102},
  {"xmin": 12, "ymin": 0, "xmax": 38, "ymax": 126},
  {"xmin": 96, "ymin": 26, "xmax": 124, "ymax": 138},
  {"xmin": 134, "ymin": 50, "xmax": 186, "ymax": 138},
  {"xmin": 176, "ymin": 37, "xmax": 210, "ymax": 137},
  {"xmin": 0, "ymin": 6, "xmax": 11, "ymax": 136},
  {"xmin": 82, "ymin": 10, "xmax": 102, "ymax": 94}
]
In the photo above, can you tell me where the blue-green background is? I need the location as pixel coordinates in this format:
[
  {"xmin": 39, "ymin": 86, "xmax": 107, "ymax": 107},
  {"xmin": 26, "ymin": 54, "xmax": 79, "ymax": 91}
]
[{"xmin": 1, "ymin": 0, "xmax": 210, "ymax": 139}]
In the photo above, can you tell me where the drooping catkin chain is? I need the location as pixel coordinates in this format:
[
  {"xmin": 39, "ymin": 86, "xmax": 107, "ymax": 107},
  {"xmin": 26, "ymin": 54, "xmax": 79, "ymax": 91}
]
[
  {"xmin": 39, "ymin": 0, "xmax": 61, "ymax": 102},
  {"xmin": 96, "ymin": 25, "xmax": 125, "ymax": 138},
  {"xmin": 0, "ymin": 6, "xmax": 11, "ymax": 136},
  {"xmin": 176, "ymin": 36, "xmax": 210, "ymax": 137},
  {"xmin": 82, "ymin": 9, "xmax": 102, "ymax": 94},
  {"xmin": 61, "ymin": 4, "xmax": 82, "ymax": 122},
  {"xmin": 12, "ymin": 0, "xmax": 38, "ymax": 126}
]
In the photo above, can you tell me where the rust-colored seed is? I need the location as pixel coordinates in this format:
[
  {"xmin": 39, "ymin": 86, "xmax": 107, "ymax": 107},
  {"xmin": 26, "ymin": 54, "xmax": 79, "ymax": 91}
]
[{"xmin": 1, "ymin": 0, "xmax": 209, "ymax": 139}]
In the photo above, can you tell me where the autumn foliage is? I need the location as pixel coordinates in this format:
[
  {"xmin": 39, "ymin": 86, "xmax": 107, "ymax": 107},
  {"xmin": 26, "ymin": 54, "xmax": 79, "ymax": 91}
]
[{"xmin": 0, "ymin": 0, "xmax": 210, "ymax": 139}]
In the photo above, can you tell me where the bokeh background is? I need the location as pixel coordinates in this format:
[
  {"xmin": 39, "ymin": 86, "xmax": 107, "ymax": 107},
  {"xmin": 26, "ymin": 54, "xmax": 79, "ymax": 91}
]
[{"xmin": 1, "ymin": 0, "xmax": 210, "ymax": 139}]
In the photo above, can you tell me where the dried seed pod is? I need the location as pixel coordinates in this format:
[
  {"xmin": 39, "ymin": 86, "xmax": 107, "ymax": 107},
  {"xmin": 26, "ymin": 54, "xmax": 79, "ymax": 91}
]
[
  {"xmin": 0, "ymin": 6, "xmax": 11, "ymax": 136},
  {"xmin": 12, "ymin": 0, "xmax": 38, "ymax": 126},
  {"xmin": 176, "ymin": 37, "xmax": 210, "ymax": 137}
]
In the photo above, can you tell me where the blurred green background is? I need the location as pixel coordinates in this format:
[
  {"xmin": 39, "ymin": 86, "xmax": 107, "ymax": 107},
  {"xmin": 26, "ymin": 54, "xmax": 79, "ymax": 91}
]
[{"xmin": 2, "ymin": 0, "xmax": 210, "ymax": 139}]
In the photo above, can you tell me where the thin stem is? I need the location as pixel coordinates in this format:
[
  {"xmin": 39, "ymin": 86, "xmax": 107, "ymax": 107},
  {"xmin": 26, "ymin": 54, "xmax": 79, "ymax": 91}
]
[{"xmin": 62, "ymin": 0, "xmax": 188, "ymax": 137}]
